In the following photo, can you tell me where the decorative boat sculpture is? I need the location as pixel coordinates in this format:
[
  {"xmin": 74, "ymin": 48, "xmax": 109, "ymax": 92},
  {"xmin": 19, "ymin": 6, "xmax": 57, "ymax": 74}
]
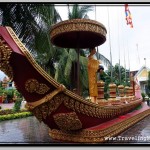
[{"xmin": 0, "ymin": 19, "xmax": 150, "ymax": 143}]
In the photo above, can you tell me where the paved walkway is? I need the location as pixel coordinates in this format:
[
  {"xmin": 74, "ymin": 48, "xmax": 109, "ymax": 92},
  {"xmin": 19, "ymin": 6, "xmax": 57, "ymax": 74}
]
[
  {"xmin": 0, "ymin": 115, "xmax": 150, "ymax": 144},
  {"xmin": 0, "ymin": 101, "xmax": 26, "ymax": 110},
  {"xmin": 0, "ymin": 101, "xmax": 150, "ymax": 144}
]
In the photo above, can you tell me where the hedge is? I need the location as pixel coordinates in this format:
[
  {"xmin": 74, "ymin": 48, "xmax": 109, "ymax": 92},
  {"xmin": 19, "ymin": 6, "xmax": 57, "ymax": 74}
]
[{"xmin": 0, "ymin": 111, "xmax": 33, "ymax": 121}]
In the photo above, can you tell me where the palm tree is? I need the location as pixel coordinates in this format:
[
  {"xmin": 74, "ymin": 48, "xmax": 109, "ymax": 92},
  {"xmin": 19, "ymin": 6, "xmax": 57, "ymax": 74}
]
[
  {"xmin": 68, "ymin": 4, "xmax": 93, "ymax": 19},
  {"xmin": 0, "ymin": 4, "xmax": 62, "ymax": 77},
  {"xmin": 105, "ymin": 63, "xmax": 130, "ymax": 86},
  {"xmin": 0, "ymin": 4, "xmax": 40, "ymax": 48},
  {"xmin": 29, "ymin": 4, "xmax": 62, "ymax": 77}
]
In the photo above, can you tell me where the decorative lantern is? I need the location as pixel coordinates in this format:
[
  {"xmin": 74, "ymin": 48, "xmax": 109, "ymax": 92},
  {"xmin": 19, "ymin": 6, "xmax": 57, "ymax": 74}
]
[
  {"xmin": 109, "ymin": 83, "xmax": 117, "ymax": 99},
  {"xmin": 125, "ymin": 86, "xmax": 130, "ymax": 97},
  {"xmin": 129, "ymin": 87, "xmax": 133, "ymax": 96},
  {"xmin": 97, "ymin": 80, "xmax": 105, "ymax": 101},
  {"xmin": 118, "ymin": 85, "xmax": 124, "ymax": 97}
]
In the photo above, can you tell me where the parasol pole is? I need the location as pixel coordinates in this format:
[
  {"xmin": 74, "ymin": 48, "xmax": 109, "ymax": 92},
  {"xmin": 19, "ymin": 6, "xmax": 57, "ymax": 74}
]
[
  {"xmin": 77, "ymin": 47, "xmax": 80, "ymax": 95},
  {"xmin": 76, "ymin": 33, "xmax": 80, "ymax": 95}
]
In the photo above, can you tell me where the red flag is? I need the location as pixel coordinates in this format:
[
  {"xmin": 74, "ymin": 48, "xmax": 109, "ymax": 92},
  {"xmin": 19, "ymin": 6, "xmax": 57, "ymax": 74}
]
[{"xmin": 125, "ymin": 4, "xmax": 133, "ymax": 28}]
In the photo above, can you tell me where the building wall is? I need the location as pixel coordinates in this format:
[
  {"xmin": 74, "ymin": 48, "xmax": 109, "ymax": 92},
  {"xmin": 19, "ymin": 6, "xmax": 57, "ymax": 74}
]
[
  {"xmin": 138, "ymin": 69, "xmax": 148, "ymax": 78},
  {"xmin": 135, "ymin": 67, "xmax": 150, "ymax": 94}
]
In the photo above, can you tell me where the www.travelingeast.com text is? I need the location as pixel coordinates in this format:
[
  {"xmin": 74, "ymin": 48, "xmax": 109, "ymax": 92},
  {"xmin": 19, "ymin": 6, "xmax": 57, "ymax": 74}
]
[{"xmin": 104, "ymin": 136, "xmax": 150, "ymax": 142}]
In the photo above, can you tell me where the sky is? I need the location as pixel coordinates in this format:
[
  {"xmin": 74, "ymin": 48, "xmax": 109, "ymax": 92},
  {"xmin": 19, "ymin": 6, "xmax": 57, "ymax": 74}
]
[{"xmin": 1, "ymin": 4, "xmax": 150, "ymax": 79}]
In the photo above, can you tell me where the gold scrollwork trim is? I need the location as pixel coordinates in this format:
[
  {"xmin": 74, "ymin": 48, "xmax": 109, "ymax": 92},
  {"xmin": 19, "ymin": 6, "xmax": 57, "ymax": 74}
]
[
  {"xmin": 63, "ymin": 98, "xmax": 142, "ymax": 119},
  {"xmin": 30, "ymin": 94, "xmax": 64, "ymax": 122},
  {"xmin": 26, "ymin": 84, "xmax": 66, "ymax": 110},
  {"xmin": 0, "ymin": 37, "xmax": 13, "ymax": 80},
  {"xmin": 49, "ymin": 109, "xmax": 150, "ymax": 143},
  {"xmin": 25, "ymin": 78, "xmax": 50, "ymax": 94},
  {"xmin": 53, "ymin": 112, "xmax": 82, "ymax": 131},
  {"xmin": 50, "ymin": 19, "xmax": 107, "ymax": 40}
]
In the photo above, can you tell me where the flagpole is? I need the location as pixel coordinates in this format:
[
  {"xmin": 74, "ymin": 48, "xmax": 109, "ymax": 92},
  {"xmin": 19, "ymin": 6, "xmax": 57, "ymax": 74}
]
[
  {"xmin": 136, "ymin": 43, "xmax": 140, "ymax": 65},
  {"xmin": 107, "ymin": 6, "xmax": 113, "ymax": 83},
  {"xmin": 124, "ymin": 47, "xmax": 127, "ymax": 85},
  {"xmin": 117, "ymin": 8, "xmax": 121, "ymax": 84},
  {"xmin": 95, "ymin": 4, "xmax": 99, "ymax": 60}
]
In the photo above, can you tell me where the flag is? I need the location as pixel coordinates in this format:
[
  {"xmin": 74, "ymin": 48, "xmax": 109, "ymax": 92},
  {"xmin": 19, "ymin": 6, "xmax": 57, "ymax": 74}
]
[{"xmin": 125, "ymin": 4, "xmax": 133, "ymax": 28}]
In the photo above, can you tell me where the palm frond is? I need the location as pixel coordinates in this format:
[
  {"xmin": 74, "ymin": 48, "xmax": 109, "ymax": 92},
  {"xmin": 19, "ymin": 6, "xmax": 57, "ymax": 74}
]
[{"xmin": 79, "ymin": 5, "xmax": 94, "ymax": 18}]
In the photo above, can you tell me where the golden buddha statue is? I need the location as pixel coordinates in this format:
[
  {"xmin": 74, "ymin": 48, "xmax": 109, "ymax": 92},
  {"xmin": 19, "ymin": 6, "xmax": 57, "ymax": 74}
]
[{"xmin": 88, "ymin": 47, "xmax": 100, "ymax": 103}]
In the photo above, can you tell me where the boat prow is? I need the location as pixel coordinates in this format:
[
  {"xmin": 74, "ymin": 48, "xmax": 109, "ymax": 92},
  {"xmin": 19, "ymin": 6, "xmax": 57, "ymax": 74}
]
[{"xmin": 0, "ymin": 26, "xmax": 150, "ymax": 143}]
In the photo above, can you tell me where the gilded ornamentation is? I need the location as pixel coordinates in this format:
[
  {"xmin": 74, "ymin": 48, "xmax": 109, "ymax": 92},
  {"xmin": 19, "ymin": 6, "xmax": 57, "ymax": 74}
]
[
  {"xmin": 25, "ymin": 79, "xmax": 39, "ymax": 93},
  {"xmin": 49, "ymin": 109, "xmax": 150, "ymax": 143},
  {"xmin": 63, "ymin": 96, "xmax": 142, "ymax": 119},
  {"xmin": 53, "ymin": 112, "xmax": 82, "ymax": 131},
  {"xmin": 28, "ymin": 91, "xmax": 142, "ymax": 122},
  {"xmin": 26, "ymin": 84, "xmax": 66, "ymax": 110},
  {"xmin": 50, "ymin": 19, "xmax": 107, "ymax": 40},
  {"xmin": 25, "ymin": 79, "xmax": 50, "ymax": 94},
  {"xmin": 0, "ymin": 37, "xmax": 13, "ymax": 80},
  {"xmin": 37, "ymin": 83, "xmax": 50, "ymax": 94},
  {"xmin": 29, "ymin": 94, "xmax": 64, "ymax": 121}
]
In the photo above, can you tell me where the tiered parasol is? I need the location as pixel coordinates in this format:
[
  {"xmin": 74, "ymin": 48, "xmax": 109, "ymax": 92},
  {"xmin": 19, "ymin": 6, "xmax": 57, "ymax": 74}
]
[{"xmin": 50, "ymin": 18, "xmax": 107, "ymax": 95}]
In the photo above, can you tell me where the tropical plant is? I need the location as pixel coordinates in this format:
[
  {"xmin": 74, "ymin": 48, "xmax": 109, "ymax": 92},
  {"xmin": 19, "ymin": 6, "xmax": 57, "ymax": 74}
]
[
  {"xmin": 0, "ymin": 4, "xmax": 40, "ymax": 48},
  {"xmin": 102, "ymin": 63, "xmax": 130, "ymax": 98},
  {"xmin": 13, "ymin": 98, "xmax": 22, "ymax": 112},
  {"xmin": 67, "ymin": 4, "xmax": 94, "ymax": 19},
  {"xmin": 0, "ymin": 87, "xmax": 5, "ymax": 96},
  {"xmin": 141, "ymin": 92, "xmax": 146, "ymax": 101},
  {"xmin": 105, "ymin": 63, "xmax": 130, "ymax": 86},
  {"xmin": 28, "ymin": 4, "xmax": 62, "ymax": 77},
  {"xmin": 6, "ymin": 89, "xmax": 15, "ymax": 102},
  {"xmin": 0, "ymin": 4, "xmax": 62, "ymax": 77}
]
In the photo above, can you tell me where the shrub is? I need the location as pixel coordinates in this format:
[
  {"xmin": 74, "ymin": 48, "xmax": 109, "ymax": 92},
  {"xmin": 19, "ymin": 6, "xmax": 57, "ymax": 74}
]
[
  {"xmin": 13, "ymin": 98, "xmax": 22, "ymax": 112},
  {"xmin": 141, "ymin": 92, "xmax": 146, "ymax": 101},
  {"xmin": 0, "ymin": 109, "xmax": 29, "ymax": 115},
  {"xmin": 0, "ymin": 112, "xmax": 33, "ymax": 121}
]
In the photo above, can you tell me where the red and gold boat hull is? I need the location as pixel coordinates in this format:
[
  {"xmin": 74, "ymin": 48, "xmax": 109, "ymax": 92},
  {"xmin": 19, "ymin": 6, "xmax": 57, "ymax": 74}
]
[{"xmin": 0, "ymin": 26, "xmax": 150, "ymax": 143}]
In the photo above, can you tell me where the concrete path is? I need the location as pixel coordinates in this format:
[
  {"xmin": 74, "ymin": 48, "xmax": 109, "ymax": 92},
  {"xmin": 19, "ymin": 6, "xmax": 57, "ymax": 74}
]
[{"xmin": 0, "ymin": 101, "xmax": 26, "ymax": 110}]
